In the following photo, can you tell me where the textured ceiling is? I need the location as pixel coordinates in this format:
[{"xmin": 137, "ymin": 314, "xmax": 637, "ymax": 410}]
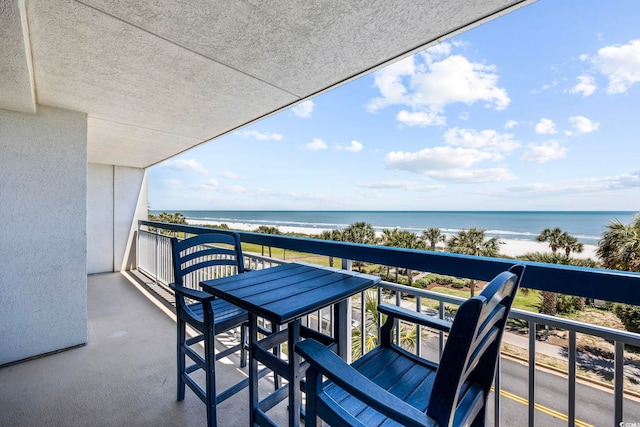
[{"xmin": 2, "ymin": 0, "xmax": 534, "ymax": 168}]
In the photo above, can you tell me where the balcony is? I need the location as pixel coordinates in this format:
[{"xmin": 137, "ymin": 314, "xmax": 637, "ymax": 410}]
[{"xmin": 2, "ymin": 220, "xmax": 640, "ymax": 427}]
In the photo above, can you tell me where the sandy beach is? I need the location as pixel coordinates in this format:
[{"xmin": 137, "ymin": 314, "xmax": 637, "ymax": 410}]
[{"xmin": 188, "ymin": 219, "xmax": 599, "ymax": 260}]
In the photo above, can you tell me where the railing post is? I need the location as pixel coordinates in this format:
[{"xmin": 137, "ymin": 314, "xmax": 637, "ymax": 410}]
[
  {"xmin": 438, "ymin": 301, "xmax": 445, "ymax": 357},
  {"xmin": 154, "ymin": 225, "xmax": 160, "ymax": 285},
  {"xmin": 338, "ymin": 258, "xmax": 353, "ymax": 363},
  {"xmin": 494, "ymin": 357, "xmax": 501, "ymax": 427},
  {"xmin": 614, "ymin": 341, "xmax": 624, "ymax": 427},
  {"xmin": 416, "ymin": 296, "xmax": 422, "ymax": 358},
  {"xmin": 528, "ymin": 321, "xmax": 536, "ymax": 427},
  {"xmin": 568, "ymin": 330, "xmax": 576, "ymax": 427},
  {"xmin": 136, "ymin": 221, "xmax": 140, "ymax": 271}
]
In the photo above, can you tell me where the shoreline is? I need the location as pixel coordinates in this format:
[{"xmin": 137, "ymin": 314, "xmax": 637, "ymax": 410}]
[{"xmin": 187, "ymin": 219, "xmax": 599, "ymax": 260}]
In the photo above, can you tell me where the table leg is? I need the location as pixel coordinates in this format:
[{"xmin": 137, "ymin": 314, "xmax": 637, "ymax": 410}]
[
  {"xmin": 288, "ymin": 320, "xmax": 301, "ymax": 427},
  {"xmin": 334, "ymin": 298, "xmax": 352, "ymax": 362},
  {"xmin": 249, "ymin": 314, "xmax": 259, "ymax": 427}
]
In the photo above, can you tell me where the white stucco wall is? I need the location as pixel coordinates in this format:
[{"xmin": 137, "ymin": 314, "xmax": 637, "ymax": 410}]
[
  {"xmin": 87, "ymin": 164, "xmax": 147, "ymax": 274},
  {"xmin": 114, "ymin": 166, "xmax": 148, "ymax": 272},
  {"xmin": 0, "ymin": 105, "xmax": 87, "ymax": 365},
  {"xmin": 87, "ymin": 164, "xmax": 114, "ymax": 273}
]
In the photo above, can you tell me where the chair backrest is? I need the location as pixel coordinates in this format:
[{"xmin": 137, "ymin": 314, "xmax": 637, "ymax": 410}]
[
  {"xmin": 427, "ymin": 264, "xmax": 525, "ymax": 426},
  {"xmin": 171, "ymin": 231, "xmax": 246, "ymax": 289}
]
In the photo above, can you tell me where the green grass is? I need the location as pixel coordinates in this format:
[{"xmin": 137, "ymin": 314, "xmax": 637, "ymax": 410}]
[
  {"xmin": 427, "ymin": 286, "xmax": 541, "ymax": 312},
  {"xmin": 241, "ymin": 243, "xmax": 341, "ymax": 267}
]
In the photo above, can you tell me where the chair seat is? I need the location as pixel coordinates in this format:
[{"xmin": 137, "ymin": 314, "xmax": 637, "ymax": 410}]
[
  {"xmin": 323, "ymin": 346, "xmax": 440, "ymax": 425},
  {"xmin": 186, "ymin": 299, "xmax": 248, "ymax": 332}
]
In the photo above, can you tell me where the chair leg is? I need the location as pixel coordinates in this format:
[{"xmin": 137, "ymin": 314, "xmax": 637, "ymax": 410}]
[
  {"xmin": 177, "ymin": 317, "xmax": 186, "ymax": 401},
  {"xmin": 205, "ymin": 320, "xmax": 217, "ymax": 427},
  {"xmin": 240, "ymin": 324, "xmax": 248, "ymax": 368},
  {"xmin": 305, "ymin": 367, "xmax": 320, "ymax": 427},
  {"xmin": 272, "ymin": 322, "xmax": 281, "ymax": 390}
]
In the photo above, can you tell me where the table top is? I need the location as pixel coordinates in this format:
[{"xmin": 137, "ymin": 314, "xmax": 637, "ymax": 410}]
[{"xmin": 200, "ymin": 262, "xmax": 381, "ymax": 324}]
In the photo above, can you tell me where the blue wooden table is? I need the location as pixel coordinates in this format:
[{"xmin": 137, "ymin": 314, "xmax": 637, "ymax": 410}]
[{"xmin": 201, "ymin": 262, "xmax": 381, "ymax": 427}]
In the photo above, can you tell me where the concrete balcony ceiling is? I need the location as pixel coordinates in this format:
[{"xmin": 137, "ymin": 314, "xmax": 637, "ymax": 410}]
[{"xmin": 1, "ymin": 0, "xmax": 533, "ymax": 169}]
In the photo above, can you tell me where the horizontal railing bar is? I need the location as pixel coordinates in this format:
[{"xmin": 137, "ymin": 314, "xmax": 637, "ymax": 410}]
[{"xmin": 378, "ymin": 279, "xmax": 640, "ymax": 347}]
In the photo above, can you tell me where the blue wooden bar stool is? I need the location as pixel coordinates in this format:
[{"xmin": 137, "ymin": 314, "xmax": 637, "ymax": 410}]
[{"xmin": 169, "ymin": 231, "xmax": 249, "ymax": 427}]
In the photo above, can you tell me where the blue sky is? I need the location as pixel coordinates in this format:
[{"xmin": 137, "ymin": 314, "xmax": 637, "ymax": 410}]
[{"xmin": 149, "ymin": 1, "xmax": 640, "ymax": 211}]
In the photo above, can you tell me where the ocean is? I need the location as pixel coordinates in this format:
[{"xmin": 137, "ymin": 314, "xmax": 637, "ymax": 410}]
[{"xmin": 149, "ymin": 210, "xmax": 637, "ymax": 246}]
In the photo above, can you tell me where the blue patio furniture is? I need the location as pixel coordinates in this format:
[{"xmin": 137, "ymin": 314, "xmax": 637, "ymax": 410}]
[
  {"xmin": 169, "ymin": 231, "xmax": 249, "ymax": 427},
  {"xmin": 296, "ymin": 264, "xmax": 525, "ymax": 427}
]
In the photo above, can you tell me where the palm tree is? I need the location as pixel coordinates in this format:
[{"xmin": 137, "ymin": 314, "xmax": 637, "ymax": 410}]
[
  {"xmin": 342, "ymin": 222, "xmax": 376, "ymax": 272},
  {"xmin": 255, "ymin": 225, "xmax": 281, "ymax": 258},
  {"xmin": 392, "ymin": 230, "xmax": 425, "ymax": 286},
  {"xmin": 148, "ymin": 211, "xmax": 187, "ymax": 236},
  {"xmin": 379, "ymin": 228, "xmax": 399, "ymax": 278},
  {"xmin": 351, "ymin": 291, "xmax": 421, "ymax": 359},
  {"xmin": 446, "ymin": 228, "xmax": 502, "ymax": 297},
  {"xmin": 379, "ymin": 229, "xmax": 425, "ymax": 285},
  {"xmin": 597, "ymin": 214, "xmax": 640, "ymax": 272},
  {"xmin": 318, "ymin": 229, "xmax": 343, "ymax": 267},
  {"xmin": 421, "ymin": 227, "xmax": 445, "ymax": 251},
  {"xmin": 558, "ymin": 233, "xmax": 584, "ymax": 258},
  {"xmin": 343, "ymin": 222, "xmax": 376, "ymax": 245},
  {"xmin": 536, "ymin": 227, "xmax": 564, "ymax": 254}
]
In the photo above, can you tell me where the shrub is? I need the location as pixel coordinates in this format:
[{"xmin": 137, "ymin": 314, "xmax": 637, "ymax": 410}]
[
  {"xmin": 450, "ymin": 278, "xmax": 466, "ymax": 289},
  {"xmin": 614, "ymin": 304, "xmax": 640, "ymax": 333},
  {"xmin": 555, "ymin": 295, "xmax": 576, "ymax": 315}
]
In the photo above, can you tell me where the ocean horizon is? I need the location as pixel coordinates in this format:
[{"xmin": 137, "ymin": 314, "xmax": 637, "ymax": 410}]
[{"xmin": 149, "ymin": 210, "xmax": 637, "ymax": 246}]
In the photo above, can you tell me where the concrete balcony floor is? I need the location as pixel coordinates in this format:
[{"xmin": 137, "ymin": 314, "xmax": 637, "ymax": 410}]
[{"xmin": 0, "ymin": 271, "xmax": 288, "ymax": 427}]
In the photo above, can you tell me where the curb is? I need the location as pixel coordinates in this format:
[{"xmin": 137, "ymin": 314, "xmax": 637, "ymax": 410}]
[{"xmin": 501, "ymin": 351, "xmax": 640, "ymax": 401}]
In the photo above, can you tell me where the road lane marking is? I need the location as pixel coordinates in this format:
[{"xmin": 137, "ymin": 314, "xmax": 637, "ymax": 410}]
[{"xmin": 493, "ymin": 387, "xmax": 594, "ymax": 427}]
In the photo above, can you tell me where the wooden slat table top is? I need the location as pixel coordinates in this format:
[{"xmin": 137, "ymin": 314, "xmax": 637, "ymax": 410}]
[{"xmin": 201, "ymin": 263, "xmax": 381, "ymax": 324}]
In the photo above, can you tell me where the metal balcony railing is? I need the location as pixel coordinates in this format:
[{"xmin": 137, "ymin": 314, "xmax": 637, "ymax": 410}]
[{"xmin": 138, "ymin": 220, "xmax": 640, "ymax": 427}]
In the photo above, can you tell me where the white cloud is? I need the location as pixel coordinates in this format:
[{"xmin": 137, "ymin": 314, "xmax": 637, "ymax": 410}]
[
  {"xmin": 292, "ymin": 100, "xmax": 315, "ymax": 118},
  {"xmin": 569, "ymin": 116, "xmax": 600, "ymax": 134},
  {"xmin": 338, "ymin": 140, "xmax": 363, "ymax": 152},
  {"xmin": 367, "ymin": 49, "xmax": 510, "ymax": 126},
  {"xmin": 235, "ymin": 130, "xmax": 283, "ymax": 141},
  {"xmin": 569, "ymin": 75, "xmax": 597, "ymax": 97},
  {"xmin": 396, "ymin": 110, "xmax": 445, "ymax": 127},
  {"xmin": 501, "ymin": 170, "xmax": 640, "ymax": 196},
  {"xmin": 197, "ymin": 179, "xmax": 219, "ymax": 189},
  {"xmin": 306, "ymin": 138, "xmax": 327, "ymax": 150},
  {"xmin": 421, "ymin": 42, "xmax": 453, "ymax": 63},
  {"xmin": 411, "ymin": 55, "xmax": 510, "ymax": 109},
  {"xmin": 535, "ymin": 118, "xmax": 558, "ymax": 135},
  {"xmin": 356, "ymin": 180, "xmax": 445, "ymax": 191},
  {"xmin": 385, "ymin": 146, "xmax": 499, "ymax": 173},
  {"xmin": 161, "ymin": 158, "xmax": 208, "ymax": 175},
  {"xmin": 443, "ymin": 128, "xmax": 520, "ymax": 152},
  {"xmin": 504, "ymin": 120, "xmax": 518, "ymax": 129},
  {"xmin": 220, "ymin": 171, "xmax": 242, "ymax": 179},
  {"xmin": 356, "ymin": 180, "xmax": 418, "ymax": 189},
  {"xmin": 367, "ymin": 56, "xmax": 415, "ymax": 112},
  {"xmin": 163, "ymin": 178, "xmax": 184, "ymax": 190},
  {"xmin": 520, "ymin": 140, "xmax": 567, "ymax": 163},
  {"xmin": 532, "ymin": 79, "xmax": 559, "ymax": 93},
  {"xmin": 426, "ymin": 168, "xmax": 515, "ymax": 183},
  {"xmin": 592, "ymin": 39, "xmax": 640, "ymax": 94}
]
